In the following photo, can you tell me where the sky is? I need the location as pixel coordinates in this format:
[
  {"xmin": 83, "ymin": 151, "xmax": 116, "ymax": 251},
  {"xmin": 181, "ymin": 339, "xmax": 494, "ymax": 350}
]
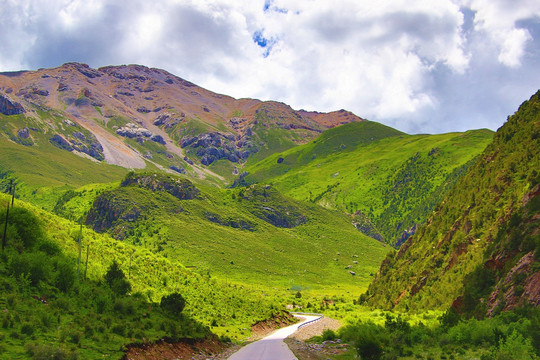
[{"xmin": 0, "ymin": 0, "xmax": 539, "ymax": 134}]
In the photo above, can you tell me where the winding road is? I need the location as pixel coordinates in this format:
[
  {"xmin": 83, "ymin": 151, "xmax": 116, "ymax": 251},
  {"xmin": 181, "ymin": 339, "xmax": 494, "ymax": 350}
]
[{"xmin": 227, "ymin": 315, "xmax": 321, "ymax": 360}]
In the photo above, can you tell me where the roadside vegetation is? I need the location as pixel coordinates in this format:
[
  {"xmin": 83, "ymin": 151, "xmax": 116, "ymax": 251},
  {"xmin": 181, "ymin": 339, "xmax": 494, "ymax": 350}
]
[{"xmin": 305, "ymin": 308, "xmax": 539, "ymax": 360}]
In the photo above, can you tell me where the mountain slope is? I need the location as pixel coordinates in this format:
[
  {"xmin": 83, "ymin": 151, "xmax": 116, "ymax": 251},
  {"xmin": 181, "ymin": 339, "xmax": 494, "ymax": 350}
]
[
  {"xmin": 363, "ymin": 90, "xmax": 540, "ymax": 314},
  {"xmin": 0, "ymin": 63, "xmax": 364, "ymax": 181},
  {"xmin": 0, "ymin": 193, "xmax": 288, "ymax": 358},
  {"xmin": 53, "ymin": 172, "xmax": 389, "ymax": 291},
  {"xmin": 242, "ymin": 121, "xmax": 493, "ymax": 244}
]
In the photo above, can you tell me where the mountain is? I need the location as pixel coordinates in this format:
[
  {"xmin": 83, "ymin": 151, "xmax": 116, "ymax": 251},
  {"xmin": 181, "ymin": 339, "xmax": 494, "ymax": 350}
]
[
  {"xmin": 242, "ymin": 121, "xmax": 493, "ymax": 245},
  {"xmin": 362, "ymin": 90, "xmax": 540, "ymax": 316},
  {"xmin": 0, "ymin": 63, "xmax": 364, "ymax": 182}
]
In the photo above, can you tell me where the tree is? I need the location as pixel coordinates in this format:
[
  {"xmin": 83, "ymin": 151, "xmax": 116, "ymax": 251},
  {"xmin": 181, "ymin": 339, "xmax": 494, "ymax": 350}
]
[
  {"xmin": 160, "ymin": 292, "xmax": 186, "ymax": 316},
  {"xmin": 104, "ymin": 261, "xmax": 131, "ymax": 296},
  {"xmin": 1, "ymin": 207, "xmax": 45, "ymax": 251}
]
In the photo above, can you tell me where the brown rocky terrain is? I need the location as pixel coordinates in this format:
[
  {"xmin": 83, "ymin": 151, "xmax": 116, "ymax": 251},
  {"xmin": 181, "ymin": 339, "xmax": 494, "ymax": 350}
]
[{"xmin": 0, "ymin": 63, "xmax": 364, "ymax": 179}]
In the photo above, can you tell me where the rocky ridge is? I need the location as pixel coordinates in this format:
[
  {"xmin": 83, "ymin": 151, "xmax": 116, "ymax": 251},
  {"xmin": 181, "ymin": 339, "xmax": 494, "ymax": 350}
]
[{"xmin": 0, "ymin": 63, "xmax": 364, "ymax": 179}]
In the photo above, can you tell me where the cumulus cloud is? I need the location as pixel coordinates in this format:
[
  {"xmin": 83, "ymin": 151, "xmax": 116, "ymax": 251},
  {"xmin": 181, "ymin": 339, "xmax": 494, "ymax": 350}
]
[{"xmin": 0, "ymin": 0, "xmax": 539, "ymax": 133}]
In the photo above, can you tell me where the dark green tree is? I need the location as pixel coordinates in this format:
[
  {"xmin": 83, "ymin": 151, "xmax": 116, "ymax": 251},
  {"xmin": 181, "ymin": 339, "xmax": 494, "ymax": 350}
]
[
  {"xmin": 1, "ymin": 207, "xmax": 45, "ymax": 251},
  {"xmin": 160, "ymin": 292, "xmax": 186, "ymax": 316},
  {"xmin": 104, "ymin": 261, "xmax": 131, "ymax": 296}
]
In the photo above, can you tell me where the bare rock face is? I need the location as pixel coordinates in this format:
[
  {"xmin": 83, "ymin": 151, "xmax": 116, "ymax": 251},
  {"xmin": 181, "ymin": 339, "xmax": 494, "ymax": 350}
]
[
  {"xmin": 17, "ymin": 128, "xmax": 30, "ymax": 139},
  {"xmin": 181, "ymin": 131, "xmax": 257, "ymax": 165},
  {"xmin": 116, "ymin": 123, "xmax": 152, "ymax": 138},
  {"xmin": 121, "ymin": 172, "xmax": 200, "ymax": 200},
  {"xmin": 487, "ymin": 251, "xmax": 540, "ymax": 315},
  {"xmin": 49, "ymin": 132, "xmax": 105, "ymax": 161},
  {"xmin": 0, "ymin": 94, "xmax": 25, "ymax": 115},
  {"xmin": 240, "ymin": 185, "xmax": 307, "ymax": 228}
]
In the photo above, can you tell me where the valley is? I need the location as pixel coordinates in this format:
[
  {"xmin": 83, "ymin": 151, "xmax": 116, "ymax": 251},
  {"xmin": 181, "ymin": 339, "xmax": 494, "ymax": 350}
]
[{"xmin": 0, "ymin": 63, "xmax": 538, "ymax": 360}]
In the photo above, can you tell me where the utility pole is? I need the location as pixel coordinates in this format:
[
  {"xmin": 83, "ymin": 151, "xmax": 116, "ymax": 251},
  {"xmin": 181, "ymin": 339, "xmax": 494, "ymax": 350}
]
[
  {"xmin": 128, "ymin": 250, "xmax": 134, "ymax": 279},
  {"xmin": 76, "ymin": 222, "xmax": 82, "ymax": 281},
  {"xmin": 10, "ymin": 181, "xmax": 15, "ymax": 206},
  {"xmin": 2, "ymin": 180, "xmax": 13, "ymax": 251},
  {"xmin": 84, "ymin": 244, "xmax": 89, "ymax": 280}
]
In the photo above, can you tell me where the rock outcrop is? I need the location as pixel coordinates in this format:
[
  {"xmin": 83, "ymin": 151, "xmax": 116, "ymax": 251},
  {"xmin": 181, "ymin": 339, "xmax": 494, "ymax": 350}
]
[
  {"xmin": 0, "ymin": 94, "xmax": 25, "ymax": 115},
  {"xmin": 240, "ymin": 184, "xmax": 307, "ymax": 228},
  {"xmin": 181, "ymin": 131, "xmax": 257, "ymax": 165},
  {"xmin": 120, "ymin": 172, "xmax": 200, "ymax": 200},
  {"xmin": 204, "ymin": 212, "xmax": 256, "ymax": 231}
]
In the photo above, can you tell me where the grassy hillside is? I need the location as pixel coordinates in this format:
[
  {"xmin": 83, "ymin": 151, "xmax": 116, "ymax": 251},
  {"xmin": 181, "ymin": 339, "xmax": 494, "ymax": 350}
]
[
  {"xmin": 53, "ymin": 172, "xmax": 389, "ymax": 293},
  {"xmin": 0, "ymin": 112, "xmax": 128, "ymax": 210},
  {"xmin": 0, "ymin": 193, "xmax": 285, "ymax": 357},
  {"xmin": 243, "ymin": 121, "xmax": 494, "ymax": 245},
  {"xmin": 363, "ymin": 90, "xmax": 540, "ymax": 315}
]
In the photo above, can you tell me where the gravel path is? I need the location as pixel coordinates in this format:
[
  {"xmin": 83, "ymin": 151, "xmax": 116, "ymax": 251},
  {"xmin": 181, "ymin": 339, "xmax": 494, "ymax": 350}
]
[{"xmin": 288, "ymin": 317, "xmax": 342, "ymax": 341}]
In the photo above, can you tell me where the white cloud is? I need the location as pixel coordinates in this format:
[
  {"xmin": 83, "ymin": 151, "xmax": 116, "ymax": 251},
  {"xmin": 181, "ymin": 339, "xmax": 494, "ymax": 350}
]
[
  {"xmin": 461, "ymin": 0, "xmax": 540, "ymax": 67},
  {"xmin": 0, "ymin": 0, "xmax": 539, "ymax": 133}
]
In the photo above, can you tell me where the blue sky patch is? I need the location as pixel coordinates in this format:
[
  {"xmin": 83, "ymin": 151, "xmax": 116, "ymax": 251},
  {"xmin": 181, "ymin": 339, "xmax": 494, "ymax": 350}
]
[
  {"xmin": 252, "ymin": 30, "xmax": 277, "ymax": 58},
  {"xmin": 263, "ymin": 0, "xmax": 288, "ymax": 14}
]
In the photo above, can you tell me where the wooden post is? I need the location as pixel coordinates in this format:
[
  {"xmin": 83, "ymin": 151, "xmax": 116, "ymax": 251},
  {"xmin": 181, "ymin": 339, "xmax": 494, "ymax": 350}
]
[
  {"xmin": 84, "ymin": 244, "xmax": 89, "ymax": 280},
  {"xmin": 10, "ymin": 182, "xmax": 15, "ymax": 206},
  {"xmin": 128, "ymin": 251, "xmax": 133, "ymax": 279},
  {"xmin": 2, "ymin": 180, "xmax": 13, "ymax": 251},
  {"xmin": 76, "ymin": 223, "xmax": 82, "ymax": 281}
]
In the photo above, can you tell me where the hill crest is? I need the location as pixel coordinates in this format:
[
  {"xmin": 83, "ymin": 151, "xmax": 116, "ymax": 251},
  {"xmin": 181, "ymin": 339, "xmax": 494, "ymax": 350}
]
[{"xmin": 0, "ymin": 63, "xmax": 364, "ymax": 179}]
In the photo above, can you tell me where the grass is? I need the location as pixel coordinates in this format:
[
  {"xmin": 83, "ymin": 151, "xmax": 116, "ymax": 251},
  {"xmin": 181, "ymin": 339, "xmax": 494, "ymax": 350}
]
[
  {"xmin": 58, "ymin": 174, "xmax": 389, "ymax": 293},
  {"xmin": 0, "ymin": 193, "xmax": 281, "ymax": 345},
  {"xmin": 0, "ymin": 112, "xmax": 127, "ymax": 210},
  {"xmin": 243, "ymin": 123, "xmax": 493, "ymax": 244}
]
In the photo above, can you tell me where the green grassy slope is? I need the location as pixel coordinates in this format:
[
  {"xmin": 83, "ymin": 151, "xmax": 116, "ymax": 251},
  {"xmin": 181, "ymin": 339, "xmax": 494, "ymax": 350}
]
[
  {"xmin": 243, "ymin": 121, "xmax": 494, "ymax": 244},
  {"xmin": 363, "ymin": 90, "xmax": 540, "ymax": 314},
  {"xmin": 0, "ymin": 112, "xmax": 128, "ymax": 210},
  {"xmin": 0, "ymin": 193, "xmax": 281, "ymax": 352},
  {"xmin": 56, "ymin": 172, "xmax": 389, "ymax": 292}
]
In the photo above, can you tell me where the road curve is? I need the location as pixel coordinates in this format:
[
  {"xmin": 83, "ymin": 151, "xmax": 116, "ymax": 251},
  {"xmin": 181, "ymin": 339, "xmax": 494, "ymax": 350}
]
[{"xmin": 227, "ymin": 315, "xmax": 320, "ymax": 360}]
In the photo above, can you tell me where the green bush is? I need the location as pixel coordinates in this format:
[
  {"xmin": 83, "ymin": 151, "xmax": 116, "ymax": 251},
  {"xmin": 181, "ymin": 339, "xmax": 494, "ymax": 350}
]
[
  {"xmin": 1, "ymin": 207, "xmax": 45, "ymax": 251},
  {"xmin": 94, "ymin": 295, "xmax": 109, "ymax": 314},
  {"xmin": 55, "ymin": 259, "xmax": 75, "ymax": 292},
  {"xmin": 25, "ymin": 343, "xmax": 79, "ymax": 360},
  {"xmin": 9, "ymin": 252, "xmax": 51, "ymax": 285},
  {"xmin": 339, "ymin": 322, "xmax": 387, "ymax": 360},
  {"xmin": 321, "ymin": 329, "xmax": 337, "ymax": 341},
  {"xmin": 104, "ymin": 261, "xmax": 131, "ymax": 296},
  {"xmin": 494, "ymin": 330, "xmax": 537, "ymax": 360},
  {"xmin": 440, "ymin": 307, "xmax": 460, "ymax": 328},
  {"xmin": 160, "ymin": 292, "xmax": 186, "ymax": 316}
]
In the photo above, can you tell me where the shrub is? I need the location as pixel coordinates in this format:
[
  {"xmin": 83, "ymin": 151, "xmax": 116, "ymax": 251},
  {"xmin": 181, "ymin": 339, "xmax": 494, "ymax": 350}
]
[
  {"xmin": 9, "ymin": 252, "xmax": 51, "ymax": 285},
  {"xmin": 1, "ymin": 208, "xmax": 45, "ymax": 251},
  {"xmin": 25, "ymin": 343, "xmax": 79, "ymax": 360},
  {"xmin": 55, "ymin": 259, "xmax": 75, "ymax": 292},
  {"xmin": 160, "ymin": 292, "xmax": 186, "ymax": 316},
  {"xmin": 440, "ymin": 307, "xmax": 460, "ymax": 328},
  {"xmin": 95, "ymin": 295, "xmax": 109, "ymax": 314},
  {"xmin": 340, "ymin": 322, "xmax": 387, "ymax": 360},
  {"xmin": 494, "ymin": 330, "xmax": 537, "ymax": 360},
  {"xmin": 104, "ymin": 261, "xmax": 131, "ymax": 296},
  {"xmin": 111, "ymin": 324, "xmax": 125, "ymax": 336},
  {"xmin": 20, "ymin": 323, "xmax": 34, "ymax": 336},
  {"xmin": 321, "ymin": 329, "xmax": 337, "ymax": 341}
]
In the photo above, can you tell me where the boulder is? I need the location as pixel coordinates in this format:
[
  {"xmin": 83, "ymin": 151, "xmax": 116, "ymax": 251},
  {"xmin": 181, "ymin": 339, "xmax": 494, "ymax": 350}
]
[
  {"xmin": 151, "ymin": 134, "xmax": 166, "ymax": 144},
  {"xmin": 169, "ymin": 165, "xmax": 185, "ymax": 174},
  {"xmin": 17, "ymin": 128, "xmax": 30, "ymax": 139},
  {"xmin": 49, "ymin": 134, "xmax": 73, "ymax": 151},
  {"xmin": 153, "ymin": 113, "xmax": 170, "ymax": 126},
  {"xmin": 0, "ymin": 94, "xmax": 25, "ymax": 115}
]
